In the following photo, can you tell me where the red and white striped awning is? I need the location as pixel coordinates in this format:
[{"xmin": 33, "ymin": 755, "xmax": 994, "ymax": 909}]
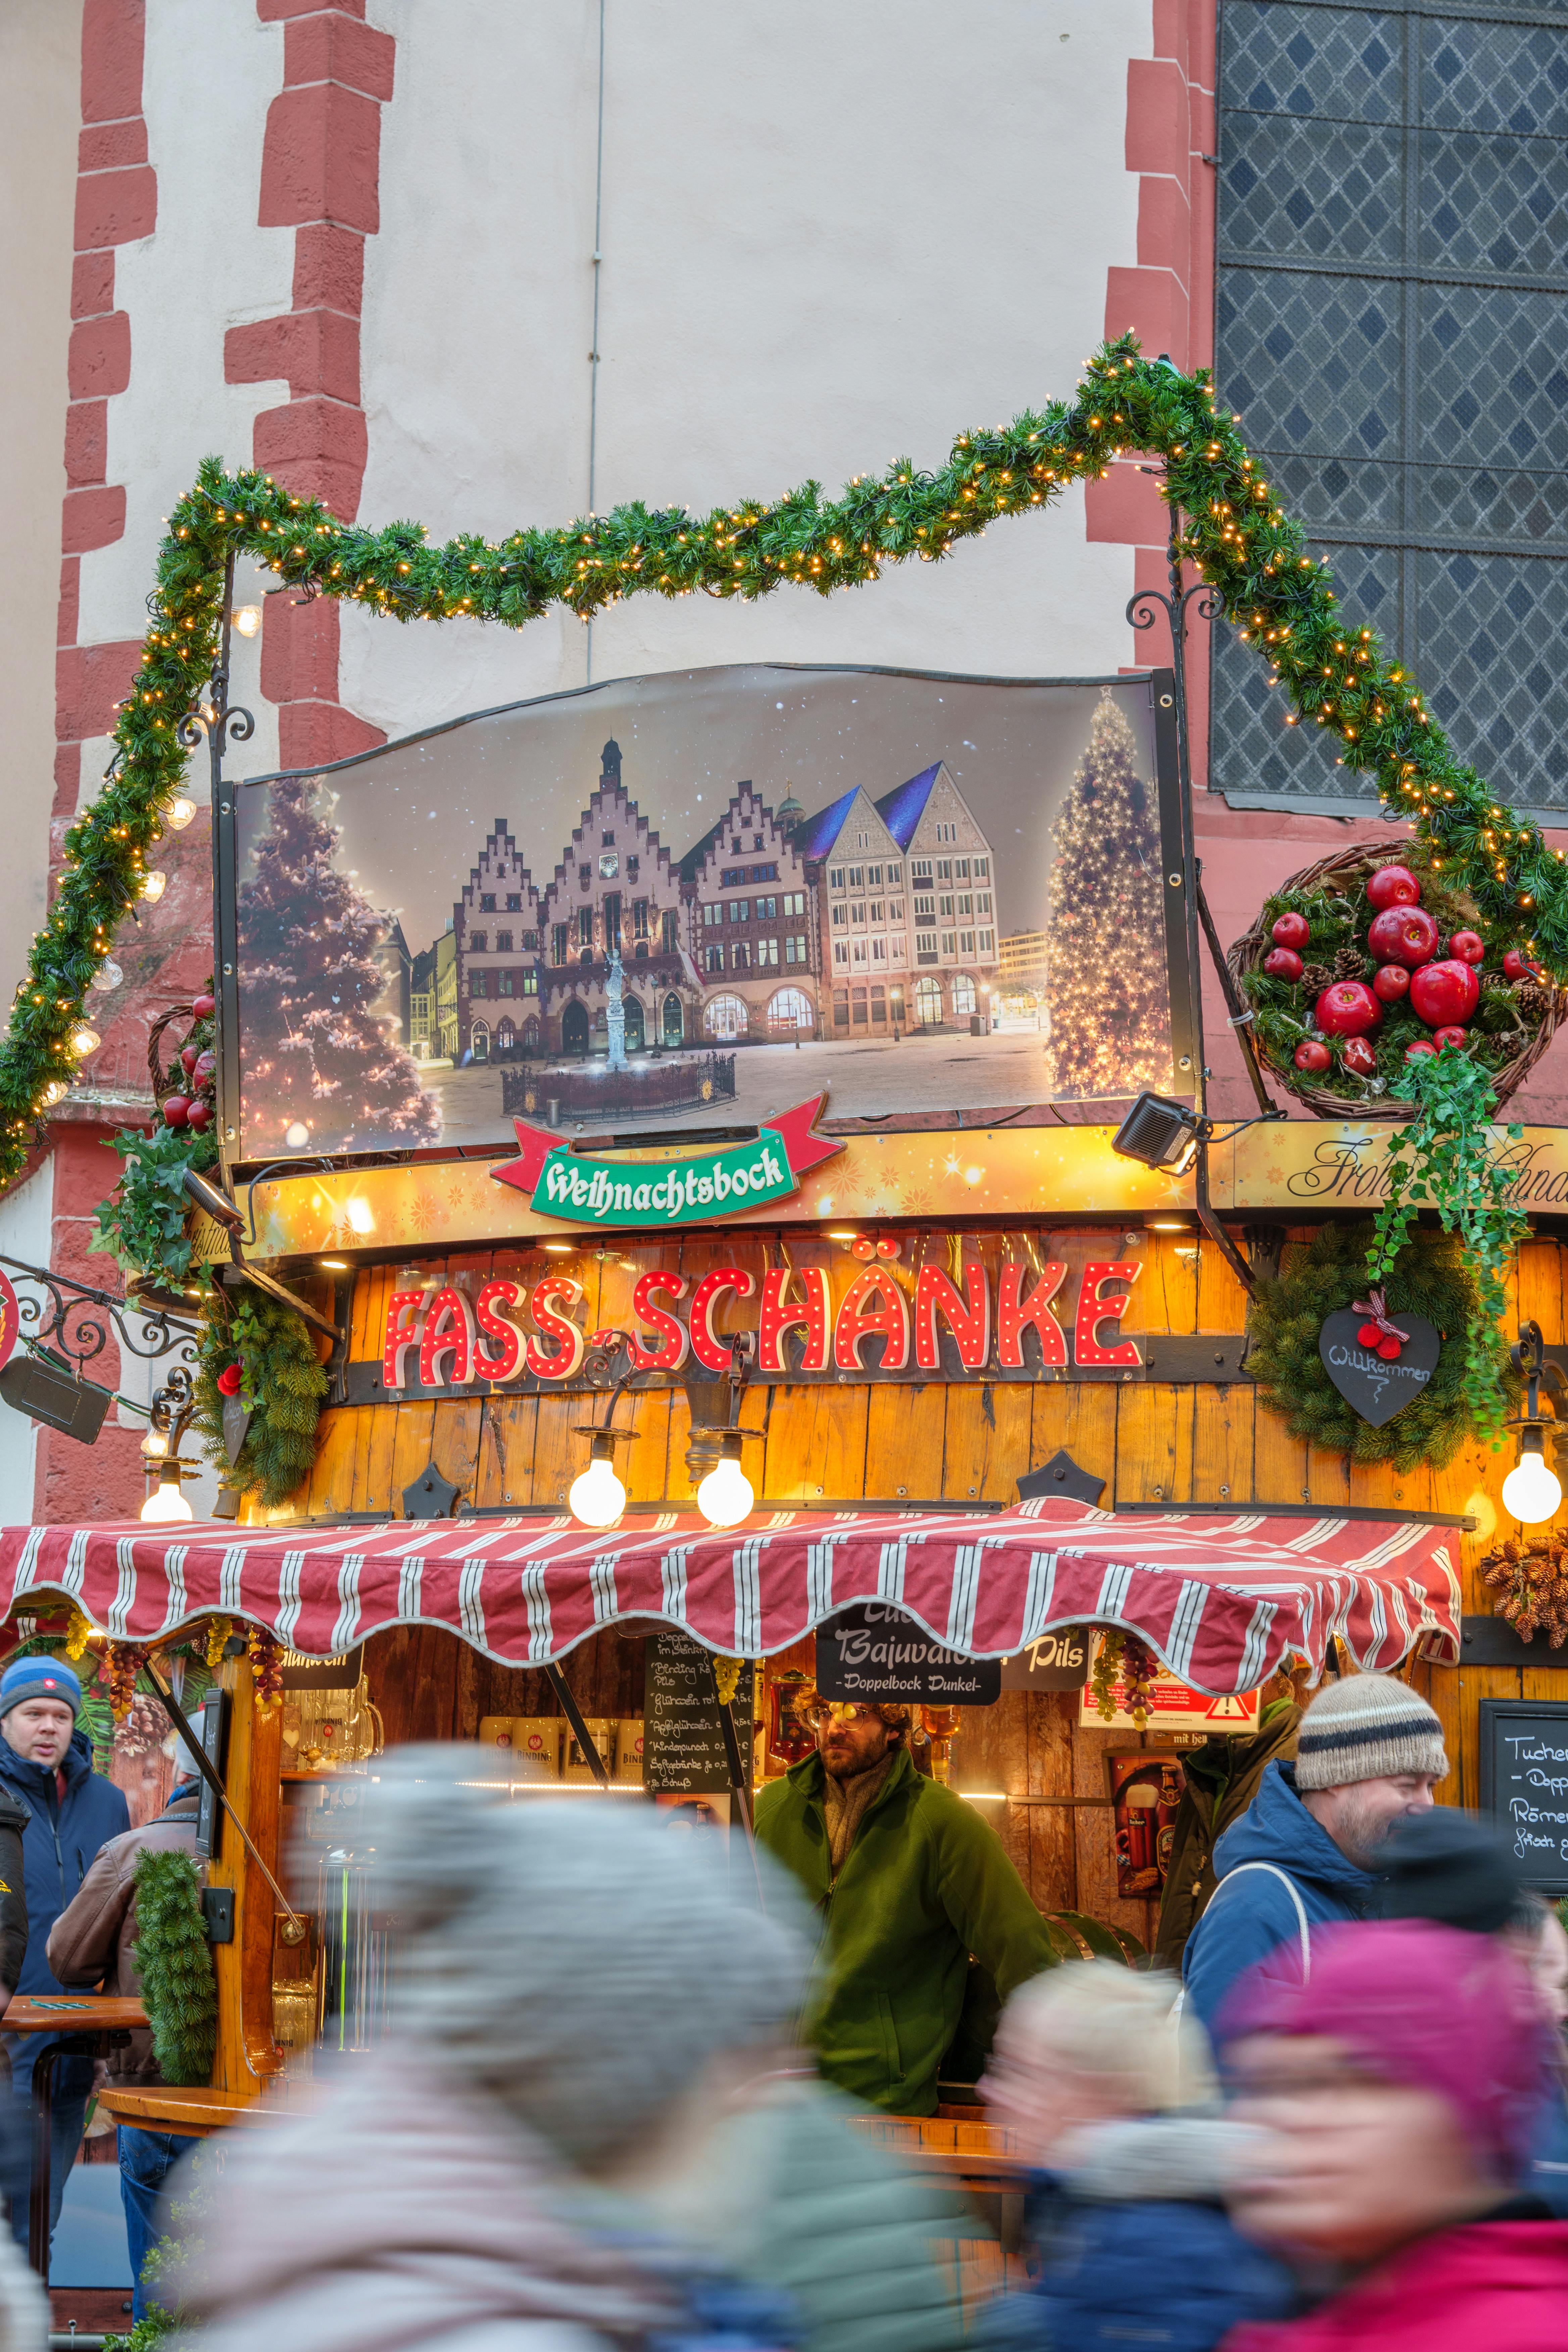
[{"xmin": 0, "ymin": 1499, "xmax": 1461, "ymax": 1695}]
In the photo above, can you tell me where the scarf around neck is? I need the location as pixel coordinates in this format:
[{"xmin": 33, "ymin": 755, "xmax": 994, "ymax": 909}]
[{"xmin": 822, "ymin": 1749, "xmax": 897, "ymax": 1877}]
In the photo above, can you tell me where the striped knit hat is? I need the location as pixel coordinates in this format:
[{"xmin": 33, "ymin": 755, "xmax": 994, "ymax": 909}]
[{"xmin": 1295, "ymin": 1671, "xmax": 1448, "ymax": 1792}]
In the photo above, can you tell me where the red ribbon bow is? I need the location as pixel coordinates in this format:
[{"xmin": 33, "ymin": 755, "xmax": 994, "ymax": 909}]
[{"xmin": 1352, "ymin": 1288, "xmax": 1409, "ymax": 1346}]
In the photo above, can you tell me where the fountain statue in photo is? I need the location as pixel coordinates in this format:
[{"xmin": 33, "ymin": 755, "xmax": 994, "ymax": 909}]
[{"xmin": 604, "ymin": 947, "xmax": 628, "ymax": 1072}]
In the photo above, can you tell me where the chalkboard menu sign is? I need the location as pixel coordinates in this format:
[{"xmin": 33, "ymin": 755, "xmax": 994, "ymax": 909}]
[
  {"xmin": 816, "ymin": 1603, "xmax": 1001, "ymax": 1705},
  {"xmin": 1479, "ymin": 1698, "xmax": 1568, "ymax": 1894},
  {"xmin": 644, "ymin": 1631, "xmax": 754, "ymax": 1796}
]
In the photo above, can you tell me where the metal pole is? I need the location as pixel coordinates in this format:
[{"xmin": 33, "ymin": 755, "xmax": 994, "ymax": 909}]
[{"xmin": 544, "ymin": 1662, "xmax": 610, "ymax": 1786}]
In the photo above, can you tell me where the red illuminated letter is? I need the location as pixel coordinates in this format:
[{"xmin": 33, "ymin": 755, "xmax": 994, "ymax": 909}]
[
  {"xmin": 759, "ymin": 1266, "xmax": 830, "ymax": 1373},
  {"xmin": 527, "ymin": 1277, "xmax": 586, "ymax": 1381},
  {"xmin": 629, "ymin": 1270, "xmax": 690, "ymax": 1372},
  {"xmin": 1074, "ymin": 1261, "xmax": 1142, "ymax": 1367},
  {"xmin": 996, "ymin": 1262, "xmax": 1068, "ymax": 1369},
  {"xmin": 475, "ymin": 1278, "xmax": 522, "ymax": 1380},
  {"xmin": 834, "ymin": 1269, "xmax": 911, "ymax": 1372},
  {"xmin": 688, "ymin": 1267, "xmax": 756, "ymax": 1372},
  {"xmin": 913, "ymin": 1264, "xmax": 990, "ymax": 1373},
  {"xmin": 384, "ymin": 1289, "xmax": 425, "ymax": 1389},
  {"xmin": 420, "ymin": 1287, "xmax": 475, "ymax": 1388}
]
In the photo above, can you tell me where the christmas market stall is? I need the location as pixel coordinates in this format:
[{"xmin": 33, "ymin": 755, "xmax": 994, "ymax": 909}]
[{"xmin": 5, "ymin": 342, "xmax": 1568, "ymax": 2227}]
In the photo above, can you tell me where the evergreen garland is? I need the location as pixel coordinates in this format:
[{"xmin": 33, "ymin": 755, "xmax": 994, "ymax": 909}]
[
  {"xmin": 3, "ymin": 336, "xmax": 1566, "ymax": 1194},
  {"xmin": 1247, "ymin": 1222, "xmax": 1513, "ymax": 1470},
  {"xmin": 191, "ymin": 1288, "xmax": 327, "ymax": 1506},
  {"xmin": 131, "ymin": 1847, "xmax": 216, "ymax": 2087}
]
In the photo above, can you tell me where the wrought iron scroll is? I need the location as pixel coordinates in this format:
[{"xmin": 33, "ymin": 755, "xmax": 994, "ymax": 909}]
[{"xmin": 0, "ymin": 1254, "xmax": 199, "ymax": 1382}]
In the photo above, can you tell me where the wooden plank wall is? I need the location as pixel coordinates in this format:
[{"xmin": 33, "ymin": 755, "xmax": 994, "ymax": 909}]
[{"xmin": 279, "ymin": 1230, "xmax": 1567, "ymax": 1946}]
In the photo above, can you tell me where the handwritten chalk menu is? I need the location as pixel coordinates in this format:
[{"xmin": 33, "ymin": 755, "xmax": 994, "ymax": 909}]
[
  {"xmin": 1479, "ymin": 1698, "xmax": 1568, "ymax": 1894},
  {"xmin": 644, "ymin": 1631, "xmax": 754, "ymax": 1796},
  {"xmin": 816, "ymin": 1603, "xmax": 1001, "ymax": 1705}
]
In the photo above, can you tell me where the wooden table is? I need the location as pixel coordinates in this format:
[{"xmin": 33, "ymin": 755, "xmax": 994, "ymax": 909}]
[{"xmin": 5, "ymin": 1995, "xmax": 147, "ymax": 2282}]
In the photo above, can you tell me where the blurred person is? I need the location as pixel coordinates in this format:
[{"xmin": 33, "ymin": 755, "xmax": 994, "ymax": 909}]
[
  {"xmin": 754, "ymin": 1696, "xmax": 1058, "ymax": 2112},
  {"xmin": 0, "ymin": 1657, "xmax": 128, "ymax": 2253},
  {"xmin": 1376, "ymin": 1810, "xmax": 1568, "ymax": 2216},
  {"xmin": 172, "ymin": 1754, "xmax": 821, "ymax": 2352},
  {"xmin": 1182, "ymin": 1673, "xmax": 1445, "ymax": 2035},
  {"xmin": 976, "ymin": 1962, "xmax": 1294, "ymax": 2352},
  {"xmin": 48, "ymin": 1772, "xmax": 201, "ymax": 2319},
  {"xmin": 1222, "ymin": 1919, "xmax": 1568, "ymax": 2350}
]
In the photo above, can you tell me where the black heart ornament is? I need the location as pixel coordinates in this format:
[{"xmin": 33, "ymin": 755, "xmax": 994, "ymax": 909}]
[{"xmin": 1318, "ymin": 1308, "xmax": 1441, "ymax": 1428}]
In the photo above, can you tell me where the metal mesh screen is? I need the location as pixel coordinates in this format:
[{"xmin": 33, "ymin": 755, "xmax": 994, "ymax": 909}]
[{"xmin": 1212, "ymin": 2, "xmax": 1568, "ymax": 815}]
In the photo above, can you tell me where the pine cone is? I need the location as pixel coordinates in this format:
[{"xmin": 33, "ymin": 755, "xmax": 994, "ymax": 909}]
[
  {"xmin": 1302, "ymin": 963, "xmax": 1333, "ymax": 995},
  {"xmin": 1515, "ymin": 982, "xmax": 1550, "ymax": 1024},
  {"xmin": 1333, "ymin": 947, "xmax": 1368, "ymax": 981}
]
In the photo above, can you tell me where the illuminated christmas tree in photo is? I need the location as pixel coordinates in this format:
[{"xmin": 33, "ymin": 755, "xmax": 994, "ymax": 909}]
[
  {"xmin": 238, "ymin": 777, "xmax": 440, "ymax": 1152},
  {"xmin": 1044, "ymin": 690, "xmax": 1174, "ymax": 1098}
]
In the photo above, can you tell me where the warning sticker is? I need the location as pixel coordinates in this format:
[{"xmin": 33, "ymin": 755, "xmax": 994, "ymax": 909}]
[{"xmin": 1079, "ymin": 1638, "xmax": 1261, "ymax": 1734}]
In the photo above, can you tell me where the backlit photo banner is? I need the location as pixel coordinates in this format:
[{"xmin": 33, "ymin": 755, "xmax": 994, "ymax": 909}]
[{"xmin": 229, "ymin": 663, "xmax": 1190, "ymax": 1164}]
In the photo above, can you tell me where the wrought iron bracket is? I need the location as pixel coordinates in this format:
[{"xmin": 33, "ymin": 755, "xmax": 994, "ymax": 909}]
[{"xmin": 0, "ymin": 1253, "xmax": 199, "ymax": 1383}]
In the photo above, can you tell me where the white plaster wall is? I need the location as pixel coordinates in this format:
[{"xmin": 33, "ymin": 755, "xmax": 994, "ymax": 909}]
[
  {"xmin": 78, "ymin": 0, "xmax": 292, "ymax": 807},
  {"xmin": 0, "ymin": 1162, "xmax": 54, "ymax": 1521},
  {"xmin": 0, "ymin": 1, "xmax": 83, "ymax": 1008},
  {"xmin": 347, "ymin": 0, "xmax": 1147, "ymax": 738}
]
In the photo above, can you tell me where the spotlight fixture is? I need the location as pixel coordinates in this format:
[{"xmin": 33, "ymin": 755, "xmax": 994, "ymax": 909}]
[
  {"xmin": 183, "ymin": 1166, "xmax": 244, "ymax": 1231},
  {"xmin": 1504, "ymin": 1322, "xmax": 1568, "ymax": 1525},
  {"xmin": 1111, "ymin": 1092, "xmax": 1203, "ymax": 1176}
]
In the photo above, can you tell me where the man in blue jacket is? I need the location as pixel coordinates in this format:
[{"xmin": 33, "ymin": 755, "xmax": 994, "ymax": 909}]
[
  {"xmin": 0, "ymin": 1656, "xmax": 129, "ymax": 2251},
  {"xmin": 1181, "ymin": 1671, "xmax": 1447, "ymax": 2037}
]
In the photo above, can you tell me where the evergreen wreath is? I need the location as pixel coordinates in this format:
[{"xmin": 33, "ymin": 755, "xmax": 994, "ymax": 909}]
[
  {"xmin": 191, "ymin": 1286, "xmax": 327, "ymax": 1506},
  {"xmin": 3, "ymin": 336, "xmax": 1565, "ymax": 1195},
  {"xmin": 1246, "ymin": 1221, "xmax": 1512, "ymax": 1471},
  {"xmin": 131, "ymin": 1847, "xmax": 216, "ymax": 2087}
]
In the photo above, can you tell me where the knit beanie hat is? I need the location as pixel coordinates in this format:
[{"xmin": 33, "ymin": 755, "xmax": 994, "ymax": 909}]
[
  {"xmin": 1293, "ymin": 1670, "xmax": 1447, "ymax": 1792},
  {"xmin": 0, "ymin": 1655, "xmax": 82, "ymax": 1722}
]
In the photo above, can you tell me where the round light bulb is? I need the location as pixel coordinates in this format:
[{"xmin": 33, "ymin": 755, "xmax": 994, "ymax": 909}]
[
  {"xmin": 285, "ymin": 1121, "xmax": 310, "ymax": 1149},
  {"xmin": 140, "ymin": 1430, "xmax": 167, "ymax": 1460},
  {"xmin": 41, "ymin": 1082, "xmax": 66, "ymax": 1107},
  {"xmin": 1503, "ymin": 1447, "xmax": 1562, "ymax": 1526},
  {"xmin": 139, "ymin": 871, "xmax": 167, "ymax": 903},
  {"xmin": 164, "ymin": 797, "xmax": 197, "ymax": 832},
  {"xmin": 140, "ymin": 1475, "xmax": 194, "ymax": 1525},
  {"xmin": 696, "ymin": 1446, "xmax": 754, "ymax": 1529},
  {"xmin": 89, "ymin": 960, "xmax": 123, "ymax": 993},
  {"xmin": 231, "ymin": 605, "xmax": 262, "ymax": 638},
  {"xmin": 70, "ymin": 1025, "xmax": 100, "ymax": 1057},
  {"xmin": 569, "ymin": 1448, "xmax": 626, "ymax": 1529}
]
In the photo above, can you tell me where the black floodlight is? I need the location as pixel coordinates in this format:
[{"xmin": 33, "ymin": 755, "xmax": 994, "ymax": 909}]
[
  {"xmin": 183, "ymin": 1167, "xmax": 244, "ymax": 1231},
  {"xmin": 1111, "ymin": 1091, "xmax": 1204, "ymax": 1176},
  {"xmin": 0, "ymin": 1354, "xmax": 111, "ymax": 1444}
]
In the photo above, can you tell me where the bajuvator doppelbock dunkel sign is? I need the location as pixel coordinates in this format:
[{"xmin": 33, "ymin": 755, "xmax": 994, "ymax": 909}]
[{"xmin": 491, "ymin": 1098, "xmax": 841, "ymax": 1227}]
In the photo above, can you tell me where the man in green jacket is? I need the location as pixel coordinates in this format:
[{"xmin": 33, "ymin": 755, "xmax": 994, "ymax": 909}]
[{"xmin": 754, "ymin": 1700, "xmax": 1059, "ymax": 2114}]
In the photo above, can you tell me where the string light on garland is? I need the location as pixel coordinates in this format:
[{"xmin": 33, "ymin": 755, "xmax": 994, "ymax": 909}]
[{"xmin": 1, "ymin": 336, "xmax": 1563, "ymax": 1193}]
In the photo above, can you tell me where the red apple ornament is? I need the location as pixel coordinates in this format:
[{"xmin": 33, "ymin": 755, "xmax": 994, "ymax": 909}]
[
  {"xmin": 1263, "ymin": 946, "xmax": 1305, "ymax": 981},
  {"xmin": 191, "ymin": 993, "xmax": 216, "ymax": 1020},
  {"xmin": 1449, "ymin": 931, "xmax": 1485, "ymax": 966},
  {"xmin": 1504, "ymin": 949, "xmax": 1541, "ymax": 983},
  {"xmin": 1341, "ymin": 1036, "xmax": 1378, "ymax": 1076},
  {"xmin": 1366, "ymin": 865, "xmax": 1422, "ymax": 911},
  {"xmin": 186, "ymin": 1101, "xmax": 212, "ymax": 1132},
  {"xmin": 1410, "ymin": 959, "xmax": 1480, "ymax": 1028},
  {"xmin": 1294, "ymin": 1039, "xmax": 1331, "ymax": 1074},
  {"xmin": 161, "ymin": 1094, "xmax": 190, "ymax": 1128},
  {"xmin": 1433, "ymin": 1025, "xmax": 1468, "ymax": 1050},
  {"xmin": 1271, "ymin": 912, "xmax": 1311, "ymax": 951},
  {"xmin": 1405, "ymin": 1040, "xmax": 1436, "ymax": 1061},
  {"xmin": 1315, "ymin": 981, "xmax": 1382, "ymax": 1037},
  {"xmin": 181, "ymin": 1045, "xmax": 198, "ymax": 1074},
  {"xmin": 1373, "ymin": 963, "xmax": 1411, "ymax": 1004},
  {"xmin": 1367, "ymin": 905, "xmax": 1440, "ymax": 967}
]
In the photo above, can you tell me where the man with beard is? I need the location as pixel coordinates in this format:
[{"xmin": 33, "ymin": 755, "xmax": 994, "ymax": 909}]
[
  {"xmin": 1181, "ymin": 1672, "xmax": 1447, "ymax": 2035},
  {"xmin": 754, "ymin": 1698, "xmax": 1058, "ymax": 2114}
]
